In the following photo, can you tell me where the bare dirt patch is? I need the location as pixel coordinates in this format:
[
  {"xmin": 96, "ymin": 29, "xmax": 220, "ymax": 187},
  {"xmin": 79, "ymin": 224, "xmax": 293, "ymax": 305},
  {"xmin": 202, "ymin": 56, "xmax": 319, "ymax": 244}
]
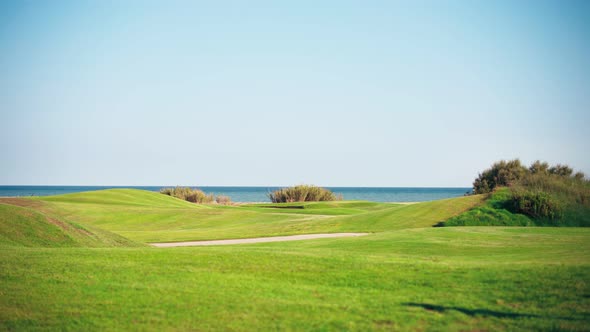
[
  {"xmin": 0, "ymin": 198, "xmax": 44, "ymax": 208},
  {"xmin": 0, "ymin": 198, "xmax": 93, "ymax": 236}
]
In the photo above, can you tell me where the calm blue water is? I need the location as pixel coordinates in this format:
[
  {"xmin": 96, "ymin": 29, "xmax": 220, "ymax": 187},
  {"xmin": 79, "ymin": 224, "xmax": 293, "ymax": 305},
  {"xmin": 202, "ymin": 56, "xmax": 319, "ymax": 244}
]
[{"xmin": 0, "ymin": 186, "xmax": 471, "ymax": 202}]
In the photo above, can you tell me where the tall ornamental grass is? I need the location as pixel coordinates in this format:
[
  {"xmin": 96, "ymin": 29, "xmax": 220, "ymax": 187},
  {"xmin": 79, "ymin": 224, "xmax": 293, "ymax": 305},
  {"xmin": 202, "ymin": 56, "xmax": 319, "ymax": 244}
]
[
  {"xmin": 160, "ymin": 186, "xmax": 215, "ymax": 203},
  {"xmin": 268, "ymin": 185, "xmax": 341, "ymax": 203}
]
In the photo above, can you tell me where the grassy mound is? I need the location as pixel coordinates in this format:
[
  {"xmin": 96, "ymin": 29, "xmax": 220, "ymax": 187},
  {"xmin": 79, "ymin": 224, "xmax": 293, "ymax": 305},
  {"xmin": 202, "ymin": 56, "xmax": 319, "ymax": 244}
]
[
  {"xmin": 444, "ymin": 189, "xmax": 534, "ymax": 226},
  {"xmin": 0, "ymin": 202, "xmax": 141, "ymax": 248},
  {"xmin": 39, "ymin": 188, "xmax": 201, "ymax": 208}
]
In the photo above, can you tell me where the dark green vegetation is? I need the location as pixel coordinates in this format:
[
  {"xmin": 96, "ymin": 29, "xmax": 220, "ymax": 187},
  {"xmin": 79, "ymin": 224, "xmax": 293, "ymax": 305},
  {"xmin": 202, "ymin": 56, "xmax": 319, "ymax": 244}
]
[
  {"xmin": 445, "ymin": 189, "xmax": 535, "ymax": 226},
  {"xmin": 268, "ymin": 184, "xmax": 341, "ymax": 203},
  {"xmin": 451, "ymin": 160, "xmax": 590, "ymax": 227},
  {"xmin": 473, "ymin": 159, "xmax": 528, "ymax": 194},
  {"xmin": 1, "ymin": 189, "xmax": 588, "ymax": 330}
]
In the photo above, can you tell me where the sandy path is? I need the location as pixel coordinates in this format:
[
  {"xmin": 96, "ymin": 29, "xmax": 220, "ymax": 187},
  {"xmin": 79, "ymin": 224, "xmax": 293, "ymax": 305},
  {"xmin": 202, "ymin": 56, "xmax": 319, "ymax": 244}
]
[{"xmin": 150, "ymin": 233, "xmax": 369, "ymax": 247}]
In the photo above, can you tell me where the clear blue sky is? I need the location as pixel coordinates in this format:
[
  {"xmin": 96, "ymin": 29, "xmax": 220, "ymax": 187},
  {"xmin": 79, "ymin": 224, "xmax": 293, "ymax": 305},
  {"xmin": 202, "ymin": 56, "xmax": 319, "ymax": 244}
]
[{"xmin": 1, "ymin": 0, "xmax": 589, "ymax": 187}]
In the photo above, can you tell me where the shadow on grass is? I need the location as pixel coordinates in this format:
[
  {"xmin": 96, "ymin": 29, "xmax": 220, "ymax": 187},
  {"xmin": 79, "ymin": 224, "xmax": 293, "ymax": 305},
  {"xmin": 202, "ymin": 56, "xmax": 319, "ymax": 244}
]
[{"xmin": 404, "ymin": 303, "xmax": 541, "ymax": 319}]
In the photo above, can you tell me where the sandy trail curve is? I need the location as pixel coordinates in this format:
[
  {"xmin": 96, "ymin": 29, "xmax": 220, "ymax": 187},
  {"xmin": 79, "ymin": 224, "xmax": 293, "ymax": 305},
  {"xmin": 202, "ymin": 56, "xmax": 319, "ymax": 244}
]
[{"xmin": 150, "ymin": 233, "xmax": 369, "ymax": 247}]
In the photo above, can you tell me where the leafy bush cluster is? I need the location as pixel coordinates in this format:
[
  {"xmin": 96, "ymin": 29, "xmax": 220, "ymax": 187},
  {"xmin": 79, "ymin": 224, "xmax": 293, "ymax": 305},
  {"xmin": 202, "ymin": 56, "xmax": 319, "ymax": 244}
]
[
  {"xmin": 268, "ymin": 185, "xmax": 341, "ymax": 203},
  {"xmin": 472, "ymin": 160, "xmax": 528, "ymax": 194},
  {"xmin": 160, "ymin": 186, "xmax": 232, "ymax": 205}
]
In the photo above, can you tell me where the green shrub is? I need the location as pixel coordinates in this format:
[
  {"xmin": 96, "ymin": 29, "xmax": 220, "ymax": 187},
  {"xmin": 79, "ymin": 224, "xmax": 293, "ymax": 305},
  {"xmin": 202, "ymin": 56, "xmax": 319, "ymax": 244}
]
[
  {"xmin": 529, "ymin": 160, "xmax": 549, "ymax": 175},
  {"xmin": 510, "ymin": 189, "xmax": 563, "ymax": 220},
  {"xmin": 268, "ymin": 185, "xmax": 341, "ymax": 203},
  {"xmin": 549, "ymin": 164, "xmax": 573, "ymax": 177},
  {"xmin": 160, "ymin": 186, "xmax": 214, "ymax": 203}
]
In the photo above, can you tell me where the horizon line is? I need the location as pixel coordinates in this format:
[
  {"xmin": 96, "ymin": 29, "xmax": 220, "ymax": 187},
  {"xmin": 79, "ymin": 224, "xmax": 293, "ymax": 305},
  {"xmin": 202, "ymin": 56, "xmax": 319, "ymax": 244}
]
[{"xmin": 0, "ymin": 184, "xmax": 472, "ymax": 189}]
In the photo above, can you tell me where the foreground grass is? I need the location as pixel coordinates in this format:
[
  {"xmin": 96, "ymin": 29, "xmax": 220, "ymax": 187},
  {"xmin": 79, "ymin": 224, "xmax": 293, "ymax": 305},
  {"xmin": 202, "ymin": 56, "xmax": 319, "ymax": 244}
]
[
  {"xmin": 1, "ymin": 189, "xmax": 587, "ymax": 330},
  {"xmin": 1, "ymin": 227, "xmax": 588, "ymax": 331}
]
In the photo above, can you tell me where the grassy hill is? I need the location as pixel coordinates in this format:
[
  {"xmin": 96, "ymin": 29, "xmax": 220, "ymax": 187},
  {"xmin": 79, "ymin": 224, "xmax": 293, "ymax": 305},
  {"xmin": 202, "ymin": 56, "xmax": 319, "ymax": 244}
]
[
  {"xmin": 0, "ymin": 189, "xmax": 588, "ymax": 330},
  {"xmin": 0, "ymin": 200, "xmax": 140, "ymax": 248},
  {"xmin": 38, "ymin": 188, "xmax": 202, "ymax": 208}
]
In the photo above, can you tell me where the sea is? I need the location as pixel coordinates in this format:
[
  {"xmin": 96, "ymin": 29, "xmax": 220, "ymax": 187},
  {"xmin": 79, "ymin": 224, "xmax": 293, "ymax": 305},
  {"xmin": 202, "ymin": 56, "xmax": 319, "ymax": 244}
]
[{"xmin": 0, "ymin": 186, "xmax": 471, "ymax": 203}]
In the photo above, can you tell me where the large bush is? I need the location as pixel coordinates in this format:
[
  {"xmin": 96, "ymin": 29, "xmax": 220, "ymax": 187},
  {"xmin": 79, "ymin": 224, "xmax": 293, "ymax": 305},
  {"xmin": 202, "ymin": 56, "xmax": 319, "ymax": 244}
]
[
  {"xmin": 268, "ymin": 185, "xmax": 341, "ymax": 203},
  {"xmin": 549, "ymin": 164, "xmax": 574, "ymax": 177},
  {"xmin": 473, "ymin": 159, "xmax": 527, "ymax": 194}
]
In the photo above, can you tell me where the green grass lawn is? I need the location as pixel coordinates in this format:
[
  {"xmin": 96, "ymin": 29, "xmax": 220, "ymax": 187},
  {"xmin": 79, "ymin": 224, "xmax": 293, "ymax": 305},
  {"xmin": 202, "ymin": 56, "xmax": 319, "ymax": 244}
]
[{"xmin": 1, "ymin": 189, "xmax": 588, "ymax": 331}]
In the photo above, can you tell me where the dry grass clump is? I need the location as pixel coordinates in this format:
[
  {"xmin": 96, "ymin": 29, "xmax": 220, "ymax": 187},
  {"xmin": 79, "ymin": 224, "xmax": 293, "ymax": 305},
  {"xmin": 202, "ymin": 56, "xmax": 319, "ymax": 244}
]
[
  {"xmin": 514, "ymin": 172, "xmax": 590, "ymax": 205},
  {"xmin": 268, "ymin": 185, "xmax": 341, "ymax": 203},
  {"xmin": 160, "ymin": 186, "xmax": 214, "ymax": 203},
  {"xmin": 215, "ymin": 195, "xmax": 232, "ymax": 205}
]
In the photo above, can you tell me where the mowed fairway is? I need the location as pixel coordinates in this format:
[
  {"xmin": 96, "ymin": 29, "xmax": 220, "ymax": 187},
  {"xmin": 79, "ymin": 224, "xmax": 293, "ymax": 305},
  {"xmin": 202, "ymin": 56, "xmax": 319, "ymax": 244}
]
[
  {"xmin": 28, "ymin": 189, "xmax": 485, "ymax": 242},
  {"xmin": 1, "ymin": 189, "xmax": 589, "ymax": 330}
]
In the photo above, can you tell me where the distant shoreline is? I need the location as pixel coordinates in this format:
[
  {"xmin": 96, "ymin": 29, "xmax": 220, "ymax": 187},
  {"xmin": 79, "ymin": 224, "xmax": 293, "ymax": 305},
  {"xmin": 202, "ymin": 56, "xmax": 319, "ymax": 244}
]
[{"xmin": 0, "ymin": 186, "xmax": 471, "ymax": 203}]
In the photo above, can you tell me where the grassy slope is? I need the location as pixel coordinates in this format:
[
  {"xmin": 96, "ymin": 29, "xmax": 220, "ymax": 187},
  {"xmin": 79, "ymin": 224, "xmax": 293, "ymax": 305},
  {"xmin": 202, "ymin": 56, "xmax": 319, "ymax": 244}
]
[
  {"xmin": 0, "ymin": 202, "xmax": 140, "ymax": 248},
  {"xmin": 0, "ymin": 189, "xmax": 588, "ymax": 330},
  {"xmin": 0, "ymin": 203, "xmax": 78, "ymax": 248},
  {"xmin": 38, "ymin": 188, "xmax": 202, "ymax": 208},
  {"xmin": 444, "ymin": 189, "xmax": 535, "ymax": 227},
  {"xmin": 32, "ymin": 189, "xmax": 484, "ymax": 242}
]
